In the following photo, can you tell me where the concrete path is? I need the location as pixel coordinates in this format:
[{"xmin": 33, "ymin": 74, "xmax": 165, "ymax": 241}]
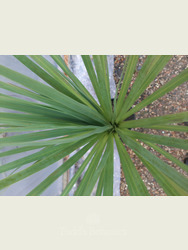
[{"xmin": 0, "ymin": 55, "xmax": 63, "ymax": 196}]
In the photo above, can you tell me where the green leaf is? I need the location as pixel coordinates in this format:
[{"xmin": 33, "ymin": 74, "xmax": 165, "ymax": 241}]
[
  {"xmin": 140, "ymin": 125, "xmax": 188, "ymax": 132},
  {"xmin": 103, "ymin": 134, "xmax": 114, "ymax": 196},
  {"xmin": 1, "ymin": 94, "xmax": 107, "ymax": 126},
  {"xmin": 14, "ymin": 55, "xmax": 81, "ymax": 101},
  {"xmin": 137, "ymin": 154, "xmax": 188, "ymax": 196},
  {"xmin": 118, "ymin": 131, "xmax": 188, "ymax": 193},
  {"xmin": 0, "ymin": 112, "xmax": 80, "ymax": 127},
  {"xmin": 0, "ymin": 81, "xmax": 99, "ymax": 124},
  {"xmin": 74, "ymin": 134, "xmax": 108, "ymax": 196},
  {"xmin": 0, "ymin": 127, "xmax": 97, "ymax": 146},
  {"xmin": 143, "ymin": 141, "xmax": 188, "ymax": 173},
  {"xmin": 93, "ymin": 55, "xmax": 113, "ymax": 121},
  {"xmin": 117, "ymin": 128, "xmax": 188, "ymax": 150},
  {"xmin": 0, "ymin": 145, "xmax": 56, "ymax": 174},
  {"xmin": 0, "ymin": 65, "xmax": 108, "ymax": 125},
  {"xmin": 122, "ymin": 68, "xmax": 188, "ymax": 120},
  {"xmin": 117, "ymin": 56, "xmax": 172, "ymax": 122},
  {"xmin": 120, "ymin": 111, "xmax": 188, "ymax": 129},
  {"xmin": 60, "ymin": 141, "xmax": 99, "ymax": 196},
  {"xmin": 50, "ymin": 55, "xmax": 101, "ymax": 112},
  {"xmin": 81, "ymin": 55, "xmax": 102, "ymax": 103},
  {"xmin": 0, "ymin": 126, "xmax": 111, "ymax": 148},
  {"xmin": 0, "ymin": 146, "xmax": 43, "ymax": 158},
  {"xmin": 0, "ymin": 124, "xmax": 102, "ymax": 133},
  {"xmin": 29, "ymin": 55, "xmax": 96, "ymax": 108},
  {"xmin": 27, "ymin": 139, "xmax": 97, "ymax": 196},
  {"xmin": 116, "ymin": 56, "xmax": 139, "ymax": 115},
  {"xmin": 96, "ymin": 168, "xmax": 105, "ymax": 196},
  {"xmin": 83, "ymin": 134, "xmax": 114, "ymax": 196},
  {"xmin": 114, "ymin": 133, "xmax": 150, "ymax": 196},
  {"xmin": 0, "ymin": 136, "xmax": 99, "ymax": 191},
  {"xmin": 1, "ymin": 55, "xmax": 187, "ymax": 196}
]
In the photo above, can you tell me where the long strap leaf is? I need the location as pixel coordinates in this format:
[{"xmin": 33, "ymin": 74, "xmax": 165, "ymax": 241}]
[
  {"xmin": 137, "ymin": 154, "xmax": 188, "ymax": 196},
  {"xmin": 117, "ymin": 128, "xmax": 188, "ymax": 150},
  {"xmin": 143, "ymin": 141, "xmax": 188, "ymax": 173},
  {"xmin": 83, "ymin": 134, "xmax": 114, "ymax": 196},
  {"xmin": 116, "ymin": 56, "xmax": 139, "ymax": 115},
  {"xmin": 122, "ymin": 68, "xmax": 188, "ymax": 121},
  {"xmin": 14, "ymin": 55, "xmax": 83, "ymax": 103},
  {"xmin": 0, "ymin": 146, "xmax": 43, "ymax": 158},
  {"xmin": 114, "ymin": 133, "xmax": 149, "ymax": 196},
  {"xmin": 0, "ymin": 112, "xmax": 82, "ymax": 126},
  {"xmin": 0, "ymin": 126, "xmax": 111, "ymax": 148},
  {"xmin": 117, "ymin": 56, "xmax": 172, "ymax": 122},
  {"xmin": 118, "ymin": 131, "xmax": 188, "ymax": 193},
  {"xmin": 81, "ymin": 55, "xmax": 102, "ymax": 103},
  {"xmin": 60, "ymin": 141, "xmax": 100, "ymax": 196},
  {"xmin": 74, "ymin": 135, "xmax": 108, "ymax": 196},
  {"xmin": 138, "ymin": 125, "xmax": 188, "ymax": 132},
  {"xmin": 96, "ymin": 168, "xmax": 105, "ymax": 196},
  {"xmin": 50, "ymin": 55, "xmax": 101, "ymax": 112},
  {"xmin": 120, "ymin": 111, "xmax": 188, "ymax": 128},
  {"xmin": 103, "ymin": 134, "xmax": 114, "ymax": 196},
  {"xmin": 93, "ymin": 55, "xmax": 113, "ymax": 121},
  {"xmin": 27, "ymin": 139, "xmax": 97, "ymax": 196},
  {"xmin": 0, "ymin": 136, "xmax": 98, "ymax": 191},
  {"xmin": 0, "ymin": 127, "xmax": 98, "ymax": 146},
  {"xmin": 0, "ymin": 65, "xmax": 108, "ymax": 125},
  {"xmin": 29, "ymin": 55, "xmax": 96, "ymax": 109}
]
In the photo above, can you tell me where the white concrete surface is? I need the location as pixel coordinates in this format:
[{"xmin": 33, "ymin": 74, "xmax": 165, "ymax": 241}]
[{"xmin": 0, "ymin": 55, "xmax": 63, "ymax": 196}]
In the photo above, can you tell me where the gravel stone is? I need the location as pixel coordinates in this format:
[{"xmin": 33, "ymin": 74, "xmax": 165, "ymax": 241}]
[{"xmin": 114, "ymin": 55, "xmax": 188, "ymax": 196}]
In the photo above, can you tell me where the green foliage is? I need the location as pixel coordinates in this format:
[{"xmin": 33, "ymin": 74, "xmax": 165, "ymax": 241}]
[{"xmin": 0, "ymin": 55, "xmax": 188, "ymax": 196}]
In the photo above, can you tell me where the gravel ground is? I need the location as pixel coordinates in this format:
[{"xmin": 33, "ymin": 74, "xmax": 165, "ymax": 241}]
[{"xmin": 114, "ymin": 55, "xmax": 188, "ymax": 196}]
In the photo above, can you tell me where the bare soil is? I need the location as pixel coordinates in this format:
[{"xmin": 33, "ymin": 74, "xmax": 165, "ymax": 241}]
[{"xmin": 114, "ymin": 55, "xmax": 188, "ymax": 196}]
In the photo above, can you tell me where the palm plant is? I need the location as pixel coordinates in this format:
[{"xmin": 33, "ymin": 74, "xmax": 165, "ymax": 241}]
[{"xmin": 0, "ymin": 55, "xmax": 188, "ymax": 196}]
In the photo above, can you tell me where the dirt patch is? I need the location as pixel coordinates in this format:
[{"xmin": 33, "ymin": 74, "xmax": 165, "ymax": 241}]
[{"xmin": 114, "ymin": 55, "xmax": 188, "ymax": 196}]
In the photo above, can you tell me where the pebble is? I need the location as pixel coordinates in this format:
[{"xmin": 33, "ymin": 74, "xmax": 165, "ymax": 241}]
[{"xmin": 114, "ymin": 55, "xmax": 188, "ymax": 196}]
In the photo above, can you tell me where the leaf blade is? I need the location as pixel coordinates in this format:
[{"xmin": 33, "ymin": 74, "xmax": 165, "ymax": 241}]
[{"xmin": 114, "ymin": 133, "xmax": 150, "ymax": 196}]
